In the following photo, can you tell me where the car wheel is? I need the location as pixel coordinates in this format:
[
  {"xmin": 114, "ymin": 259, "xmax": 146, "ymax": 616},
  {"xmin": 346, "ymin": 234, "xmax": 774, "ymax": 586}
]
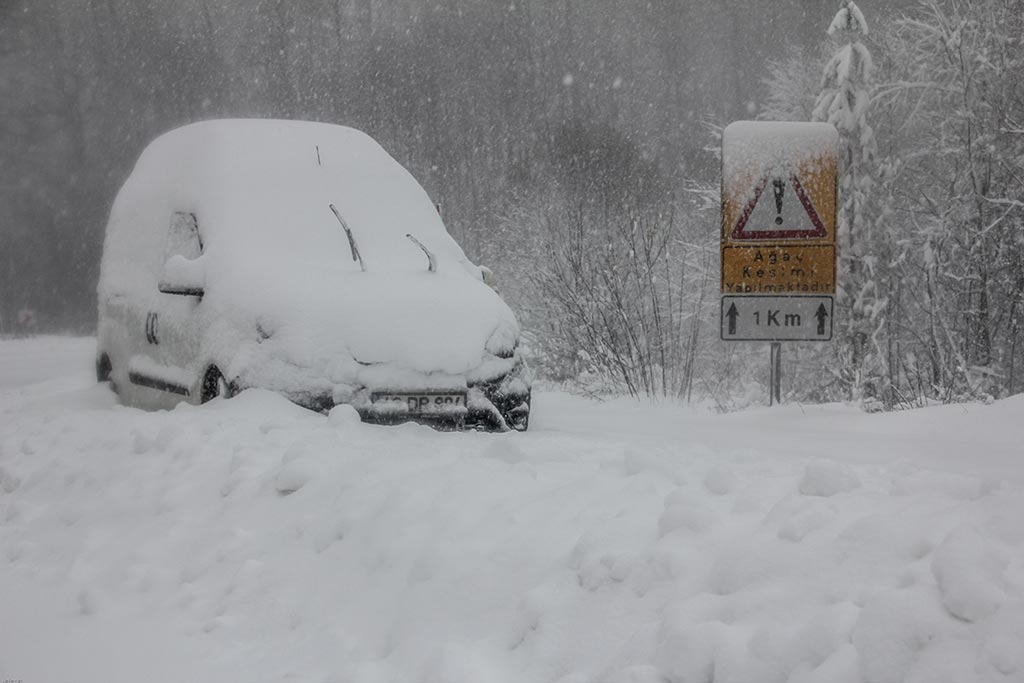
[
  {"xmin": 96, "ymin": 353, "xmax": 112, "ymax": 383},
  {"xmin": 96, "ymin": 353, "xmax": 118, "ymax": 394},
  {"xmin": 200, "ymin": 365, "xmax": 229, "ymax": 404},
  {"xmin": 504, "ymin": 389, "xmax": 531, "ymax": 432}
]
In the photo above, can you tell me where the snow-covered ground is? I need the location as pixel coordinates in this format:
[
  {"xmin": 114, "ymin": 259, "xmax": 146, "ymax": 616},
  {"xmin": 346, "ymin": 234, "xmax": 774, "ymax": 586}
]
[{"xmin": 2, "ymin": 337, "xmax": 1024, "ymax": 683}]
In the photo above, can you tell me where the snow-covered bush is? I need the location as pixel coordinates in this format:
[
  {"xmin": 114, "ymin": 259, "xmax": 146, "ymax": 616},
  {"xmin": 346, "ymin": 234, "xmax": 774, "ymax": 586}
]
[{"xmin": 493, "ymin": 122, "xmax": 715, "ymax": 399}]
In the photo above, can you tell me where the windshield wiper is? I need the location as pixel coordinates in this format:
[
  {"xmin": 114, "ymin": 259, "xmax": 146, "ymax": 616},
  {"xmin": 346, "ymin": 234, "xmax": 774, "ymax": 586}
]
[
  {"xmin": 329, "ymin": 204, "xmax": 366, "ymax": 271},
  {"xmin": 406, "ymin": 234, "xmax": 437, "ymax": 273}
]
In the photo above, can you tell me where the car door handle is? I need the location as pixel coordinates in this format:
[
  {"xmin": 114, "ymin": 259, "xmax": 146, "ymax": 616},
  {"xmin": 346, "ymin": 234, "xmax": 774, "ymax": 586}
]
[{"xmin": 145, "ymin": 312, "xmax": 159, "ymax": 345}]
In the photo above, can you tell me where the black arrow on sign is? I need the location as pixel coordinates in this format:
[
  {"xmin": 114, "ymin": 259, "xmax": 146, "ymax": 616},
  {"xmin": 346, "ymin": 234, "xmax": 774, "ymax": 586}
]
[
  {"xmin": 815, "ymin": 303, "xmax": 829, "ymax": 335},
  {"xmin": 726, "ymin": 303, "xmax": 739, "ymax": 335}
]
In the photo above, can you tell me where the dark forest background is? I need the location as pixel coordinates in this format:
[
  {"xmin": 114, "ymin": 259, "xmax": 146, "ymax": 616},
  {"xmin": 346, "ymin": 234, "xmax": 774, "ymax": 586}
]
[{"xmin": 1, "ymin": 0, "xmax": 901, "ymax": 331}]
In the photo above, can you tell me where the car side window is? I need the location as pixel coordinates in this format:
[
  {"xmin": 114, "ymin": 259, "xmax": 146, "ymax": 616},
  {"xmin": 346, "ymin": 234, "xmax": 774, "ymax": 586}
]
[{"xmin": 165, "ymin": 212, "xmax": 203, "ymax": 261}]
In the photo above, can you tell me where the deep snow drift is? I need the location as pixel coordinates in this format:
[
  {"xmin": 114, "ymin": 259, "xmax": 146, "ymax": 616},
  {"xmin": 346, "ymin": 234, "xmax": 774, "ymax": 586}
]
[{"xmin": 2, "ymin": 337, "xmax": 1024, "ymax": 683}]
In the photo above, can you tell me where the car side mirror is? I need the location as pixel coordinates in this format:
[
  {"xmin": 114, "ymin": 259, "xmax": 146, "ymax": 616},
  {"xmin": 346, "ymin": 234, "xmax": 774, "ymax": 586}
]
[
  {"xmin": 479, "ymin": 265, "xmax": 496, "ymax": 289},
  {"xmin": 159, "ymin": 254, "xmax": 206, "ymax": 297}
]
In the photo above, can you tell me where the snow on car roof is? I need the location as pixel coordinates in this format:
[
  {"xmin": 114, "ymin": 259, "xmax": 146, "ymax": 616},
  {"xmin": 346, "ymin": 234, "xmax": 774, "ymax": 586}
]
[
  {"xmin": 105, "ymin": 118, "xmax": 472, "ymax": 276},
  {"xmin": 99, "ymin": 120, "xmax": 516, "ymax": 379}
]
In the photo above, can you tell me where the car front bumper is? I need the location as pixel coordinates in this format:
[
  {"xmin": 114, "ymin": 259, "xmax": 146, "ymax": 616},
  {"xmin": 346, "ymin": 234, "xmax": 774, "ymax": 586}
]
[{"xmin": 262, "ymin": 361, "xmax": 530, "ymax": 432}]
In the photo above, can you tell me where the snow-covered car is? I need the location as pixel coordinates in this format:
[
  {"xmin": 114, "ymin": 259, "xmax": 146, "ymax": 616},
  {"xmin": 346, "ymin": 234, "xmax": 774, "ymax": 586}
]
[{"xmin": 96, "ymin": 119, "xmax": 531, "ymax": 431}]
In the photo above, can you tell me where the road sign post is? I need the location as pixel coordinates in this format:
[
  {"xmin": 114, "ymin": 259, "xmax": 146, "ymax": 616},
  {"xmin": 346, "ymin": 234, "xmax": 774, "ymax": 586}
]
[
  {"xmin": 719, "ymin": 121, "xmax": 839, "ymax": 404},
  {"xmin": 770, "ymin": 342, "xmax": 782, "ymax": 406}
]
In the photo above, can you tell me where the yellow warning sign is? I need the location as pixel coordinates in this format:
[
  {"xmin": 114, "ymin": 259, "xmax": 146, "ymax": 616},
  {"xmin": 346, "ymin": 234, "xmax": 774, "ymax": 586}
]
[
  {"xmin": 720, "ymin": 122, "xmax": 840, "ymax": 343},
  {"xmin": 721, "ymin": 123, "xmax": 839, "ymax": 247},
  {"xmin": 721, "ymin": 245, "xmax": 836, "ymax": 294}
]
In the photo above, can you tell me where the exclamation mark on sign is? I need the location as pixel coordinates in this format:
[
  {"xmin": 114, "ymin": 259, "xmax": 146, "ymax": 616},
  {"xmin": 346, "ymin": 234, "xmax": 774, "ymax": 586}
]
[{"xmin": 772, "ymin": 179, "xmax": 785, "ymax": 225}]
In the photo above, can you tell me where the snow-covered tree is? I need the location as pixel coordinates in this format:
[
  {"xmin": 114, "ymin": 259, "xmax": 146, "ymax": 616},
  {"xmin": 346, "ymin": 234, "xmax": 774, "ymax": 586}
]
[
  {"xmin": 813, "ymin": 0, "xmax": 881, "ymax": 401},
  {"xmin": 879, "ymin": 0, "xmax": 1024, "ymax": 400},
  {"xmin": 759, "ymin": 46, "xmax": 824, "ymax": 122}
]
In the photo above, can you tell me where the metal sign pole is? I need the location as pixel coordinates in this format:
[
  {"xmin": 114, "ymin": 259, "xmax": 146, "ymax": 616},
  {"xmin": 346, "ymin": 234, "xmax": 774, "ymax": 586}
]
[{"xmin": 769, "ymin": 342, "xmax": 782, "ymax": 406}]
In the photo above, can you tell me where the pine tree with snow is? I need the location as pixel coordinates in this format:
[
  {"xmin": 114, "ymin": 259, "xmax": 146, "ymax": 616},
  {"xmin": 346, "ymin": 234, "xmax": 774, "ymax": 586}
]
[{"xmin": 813, "ymin": 0, "xmax": 881, "ymax": 402}]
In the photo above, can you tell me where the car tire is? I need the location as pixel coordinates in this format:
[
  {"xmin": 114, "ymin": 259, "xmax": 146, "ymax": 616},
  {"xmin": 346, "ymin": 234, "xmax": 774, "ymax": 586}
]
[
  {"xmin": 96, "ymin": 352, "xmax": 119, "ymax": 394},
  {"xmin": 96, "ymin": 353, "xmax": 112, "ymax": 383},
  {"xmin": 200, "ymin": 365, "xmax": 229, "ymax": 404},
  {"xmin": 504, "ymin": 389, "xmax": 531, "ymax": 432}
]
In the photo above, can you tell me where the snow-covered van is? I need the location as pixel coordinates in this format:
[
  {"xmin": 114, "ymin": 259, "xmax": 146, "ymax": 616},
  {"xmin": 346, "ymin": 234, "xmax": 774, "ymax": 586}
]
[{"xmin": 96, "ymin": 119, "xmax": 531, "ymax": 430}]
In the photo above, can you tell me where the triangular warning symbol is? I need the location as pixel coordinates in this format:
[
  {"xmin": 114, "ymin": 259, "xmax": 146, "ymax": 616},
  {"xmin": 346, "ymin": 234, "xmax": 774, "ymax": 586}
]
[{"xmin": 730, "ymin": 174, "xmax": 827, "ymax": 240}]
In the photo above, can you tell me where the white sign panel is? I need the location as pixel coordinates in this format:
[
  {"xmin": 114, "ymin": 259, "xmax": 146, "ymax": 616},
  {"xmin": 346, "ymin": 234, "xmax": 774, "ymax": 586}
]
[{"xmin": 721, "ymin": 295, "xmax": 833, "ymax": 342}]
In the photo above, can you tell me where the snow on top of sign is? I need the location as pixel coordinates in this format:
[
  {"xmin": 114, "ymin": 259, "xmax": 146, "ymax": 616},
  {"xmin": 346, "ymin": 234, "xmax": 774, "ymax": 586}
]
[
  {"xmin": 723, "ymin": 121, "xmax": 838, "ymax": 174},
  {"xmin": 722, "ymin": 121, "xmax": 838, "ymax": 201}
]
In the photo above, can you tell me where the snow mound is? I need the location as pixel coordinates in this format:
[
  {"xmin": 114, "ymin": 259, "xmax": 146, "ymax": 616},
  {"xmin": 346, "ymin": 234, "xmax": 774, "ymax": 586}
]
[
  {"xmin": 273, "ymin": 457, "xmax": 318, "ymax": 496},
  {"xmin": 931, "ymin": 527, "xmax": 1009, "ymax": 622},
  {"xmin": 328, "ymin": 403, "xmax": 362, "ymax": 429},
  {"xmin": 481, "ymin": 438, "xmax": 525, "ymax": 464},
  {"xmin": 658, "ymin": 487, "xmax": 719, "ymax": 537},
  {"xmin": 653, "ymin": 613, "xmax": 722, "ymax": 683},
  {"xmin": 799, "ymin": 459, "xmax": 861, "ymax": 497},
  {"xmin": 704, "ymin": 462, "xmax": 736, "ymax": 495},
  {"xmin": 772, "ymin": 496, "xmax": 837, "ymax": 542},
  {"xmin": 853, "ymin": 587, "xmax": 951, "ymax": 683}
]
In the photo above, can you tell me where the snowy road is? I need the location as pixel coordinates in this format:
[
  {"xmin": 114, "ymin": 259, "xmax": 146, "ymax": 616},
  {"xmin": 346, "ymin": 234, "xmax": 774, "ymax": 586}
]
[{"xmin": 2, "ymin": 337, "xmax": 1024, "ymax": 683}]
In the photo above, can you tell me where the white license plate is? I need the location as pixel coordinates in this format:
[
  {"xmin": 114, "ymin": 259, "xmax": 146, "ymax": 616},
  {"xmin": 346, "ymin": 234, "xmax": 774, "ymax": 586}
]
[{"xmin": 371, "ymin": 392, "xmax": 466, "ymax": 414}]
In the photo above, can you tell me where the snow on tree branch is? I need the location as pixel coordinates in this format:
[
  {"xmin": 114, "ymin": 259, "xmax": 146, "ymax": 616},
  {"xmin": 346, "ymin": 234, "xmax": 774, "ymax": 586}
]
[{"xmin": 827, "ymin": 1, "xmax": 869, "ymax": 37}]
